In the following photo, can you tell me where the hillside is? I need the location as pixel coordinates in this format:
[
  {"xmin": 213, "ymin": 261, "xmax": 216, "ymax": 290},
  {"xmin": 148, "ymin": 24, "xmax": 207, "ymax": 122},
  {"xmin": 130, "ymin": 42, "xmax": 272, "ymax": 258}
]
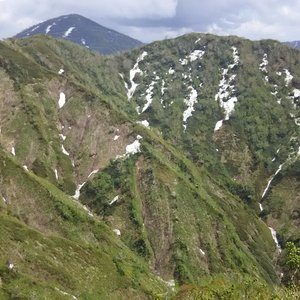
[
  {"xmin": 0, "ymin": 33, "xmax": 299, "ymax": 298},
  {"xmin": 14, "ymin": 14, "xmax": 142, "ymax": 55}
]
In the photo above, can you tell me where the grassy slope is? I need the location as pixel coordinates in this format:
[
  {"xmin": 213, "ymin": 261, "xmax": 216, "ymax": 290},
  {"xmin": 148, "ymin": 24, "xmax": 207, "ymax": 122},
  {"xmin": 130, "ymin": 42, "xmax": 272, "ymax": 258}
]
[
  {"xmin": 0, "ymin": 34, "xmax": 299, "ymax": 296},
  {"xmin": 0, "ymin": 148, "xmax": 167, "ymax": 299}
]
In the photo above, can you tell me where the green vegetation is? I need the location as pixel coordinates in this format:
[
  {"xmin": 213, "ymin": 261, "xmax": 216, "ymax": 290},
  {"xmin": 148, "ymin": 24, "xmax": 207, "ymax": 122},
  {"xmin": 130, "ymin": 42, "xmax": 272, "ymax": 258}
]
[
  {"xmin": 175, "ymin": 275, "xmax": 300, "ymax": 299},
  {"xmin": 0, "ymin": 32, "xmax": 299, "ymax": 297},
  {"xmin": 283, "ymin": 242, "xmax": 300, "ymax": 285}
]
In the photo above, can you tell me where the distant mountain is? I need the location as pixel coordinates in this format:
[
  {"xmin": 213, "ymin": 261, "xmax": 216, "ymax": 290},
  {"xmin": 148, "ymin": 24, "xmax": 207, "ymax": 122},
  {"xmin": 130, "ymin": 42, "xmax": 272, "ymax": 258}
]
[
  {"xmin": 14, "ymin": 14, "xmax": 142, "ymax": 54},
  {"xmin": 285, "ymin": 40, "xmax": 300, "ymax": 49}
]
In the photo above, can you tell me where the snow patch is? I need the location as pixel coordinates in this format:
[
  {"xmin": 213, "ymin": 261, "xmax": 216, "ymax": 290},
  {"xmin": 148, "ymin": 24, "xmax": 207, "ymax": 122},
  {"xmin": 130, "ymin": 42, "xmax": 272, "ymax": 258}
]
[
  {"xmin": 11, "ymin": 147, "xmax": 15, "ymax": 156},
  {"xmin": 113, "ymin": 135, "xmax": 120, "ymax": 141},
  {"xmin": 109, "ymin": 195, "xmax": 119, "ymax": 205},
  {"xmin": 63, "ymin": 27, "xmax": 75, "ymax": 38},
  {"xmin": 284, "ymin": 69, "xmax": 293, "ymax": 87},
  {"xmin": 113, "ymin": 229, "xmax": 121, "ymax": 236},
  {"xmin": 261, "ymin": 164, "xmax": 283, "ymax": 198},
  {"xmin": 214, "ymin": 47, "xmax": 240, "ymax": 131},
  {"xmin": 179, "ymin": 49, "xmax": 205, "ymax": 65},
  {"xmin": 259, "ymin": 203, "xmax": 263, "ymax": 212},
  {"xmin": 58, "ymin": 92, "xmax": 66, "ymax": 108},
  {"xmin": 141, "ymin": 81, "xmax": 156, "ymax": 113},
  {"xmin": 166, "ymin": 279, "xmax": 175, "ymax": 291},
  {"xmin": 117, "ymin": 136, "xmax": 143, "ymax": 159},
  {"xmin": 157, "ymin": 276, "xmax": 176, "ymax": 291},
  {"xmin": 291, "ymin": 89, "xmax": 300, "ymax": 109},
  {"xmin": 82, "ymin": 205, "xmax": 93, "ymax": 217},
  {"xmin": 161, "ymin": 79, "xmax": 167, "ymax": 107},
  {"xmin": 45, "ymin": 23, "xmax": 55, "ymax": 34},
  {"xmin": 199, "ymin": 248, "xmax": 205, "ymax": 256},
  {"xmin": 161, "ymin": 79, "xmax": 166, "ymax": 96},
  {"xmin": 81, "ymin": 38, "xmax": 86, "ymax": 45},
  {"xmin": 168, "ymin": 68, "xmax": 175, "ymax": 75},
  {"xmin": 73, "ymin": 182, "xmax": 86, "ymax": 200},
  {"xmin": 222, "ymin": 97, "xmax": 238, "ymax": 120},
  {"xmin": 61, "ymin": 145, "xmax": 70, "ymax": 156},
  {"xmin": 188, "ymin": 50, "xmax": 205, "ymax": 62},
  {"xmin": 182, "ymin": 86, "xmax": 198, "ymax": 130},
  {"xmin": 136, "ymin": 106, "xmax": 141, "ymax": 115},
  {"xmin": 126, "ymin": 51, "xmax": 148, "ymax": 100},
  {"xmin": 54, "ymin": 169, "xmax": 58, "ymax": 180},
  {"xmin": 88, "ymin": 169, "xmax": 99, "ymax": 178},
  {"xmin": 195, "ymin": 37, "xmax": 201, "ymax": 44},
  {"xmin": 59, "ymin": 134, "xmax": 66, "ymax": 141},
  {"xmin": 259, "ymin": 53, "xmax": 268, "ymax": 73},
  {"xmin": 136, "ymin": 120, "xmax": 150, "ymax": 127},
  {"xmin": 55, "ymin": 287, "xmax": 77, "ymax": 300},
  {"xmin": 23, "ymin": 165, "xmax": 29, "ymax": 172},
  {"xmin": 126, "ymin": 136, "xmax": 142, "ymax": 155},
  {"xmin": 295, "ymin": 118, "xmax": 300, "ymax": 126},
  {"xmin": 179, "ymin": 58, "xmax": 188, "ymax": 65},
  {"xmin": 228, "ymin": 46, "xmax": 239, "ymax": 69},
  {"xmin": 58, "ymin": 69, "xmax": 64, "ymax": 75},
  {"xmin": 269, "ymin": 227, "xmax": 282, "ymax": 252},
  {"xmin": 8, "ymin": 263, "xmax": 14, "ymax": 270},
  {"xmin": 214, "ymin": 120, "xmax": 224, "ymax": 132},
  {"xmin": 31, "ymin": 25, "xmax": 40, "ymax": 32},
  {"xmin": 271, "ymin": 84, "xmax": 278, "ymax": 97},
  {"xmin": 293, "ymin": 89, "xmax": 300, "ymax": 98}
]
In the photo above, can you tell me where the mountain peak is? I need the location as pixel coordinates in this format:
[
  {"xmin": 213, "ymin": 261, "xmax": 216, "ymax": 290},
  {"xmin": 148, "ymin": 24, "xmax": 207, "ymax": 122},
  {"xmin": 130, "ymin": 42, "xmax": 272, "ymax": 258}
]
[{"xmin": 14, "ymin": 14, "xmax": 142, "ymax": 54}]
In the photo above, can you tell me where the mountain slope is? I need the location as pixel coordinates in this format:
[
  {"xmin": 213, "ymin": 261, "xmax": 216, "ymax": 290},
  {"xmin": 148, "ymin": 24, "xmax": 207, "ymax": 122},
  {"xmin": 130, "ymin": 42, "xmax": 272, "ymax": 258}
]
[
  {"xmin": 14, "ymin": 14, "xmax": 142, "ymax": 54},
  {"xmin": 113, "ymin": 33, "xmax": 300, "ymax": 247},
  {"xmin": 0, "ymin": 33, "xmax": 300, "ymax": 297},
  {"xmin": 0, "ymin": 38, "xmax": 167, "ymax": 299}
]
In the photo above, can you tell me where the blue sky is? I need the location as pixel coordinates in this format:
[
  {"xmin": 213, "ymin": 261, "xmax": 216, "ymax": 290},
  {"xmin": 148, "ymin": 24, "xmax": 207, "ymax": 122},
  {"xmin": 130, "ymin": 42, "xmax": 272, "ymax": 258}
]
[{"xmin": 0, "ymin": 0, "xmax": 299, "ymax": 42}]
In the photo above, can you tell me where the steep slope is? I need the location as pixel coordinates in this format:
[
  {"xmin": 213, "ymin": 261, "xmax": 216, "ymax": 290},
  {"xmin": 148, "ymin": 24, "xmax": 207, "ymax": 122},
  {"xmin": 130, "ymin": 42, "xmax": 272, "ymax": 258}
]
[
  {"xmin": 14, "ymin": 14, "xmax": 142, "ymax": 54},
  {"xmin": 0, "ymin": 32, "xmax": 300, "ymax": 296},
  {"xmin": 0, "ymin": 39, "xmax": 167, "ymax": 299},
  {"xmin": 113, "ymin": 34, "xmax": 300, "ymax": 249},
  {"xmin": 0, "ymin": 149, "xmax": 166, "ymax": 299}
]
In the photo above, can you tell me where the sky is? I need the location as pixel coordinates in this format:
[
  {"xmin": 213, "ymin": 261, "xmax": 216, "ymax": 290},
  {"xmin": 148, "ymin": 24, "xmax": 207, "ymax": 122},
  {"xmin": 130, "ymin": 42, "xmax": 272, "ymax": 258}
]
[{"xmin": 0, "ymin": 0, "xmax": 299, "ymax": 43}]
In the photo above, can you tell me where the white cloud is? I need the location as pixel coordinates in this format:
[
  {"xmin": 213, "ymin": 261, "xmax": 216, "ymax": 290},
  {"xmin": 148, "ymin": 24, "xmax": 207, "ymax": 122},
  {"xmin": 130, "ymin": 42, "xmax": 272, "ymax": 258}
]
[
  {"xmin": 78, "ymin": 0, "xmax": 178, "ymax": 19},
  {"xmin": 119, "ymin": 26, "xmax": 193, "ymax": 43},
  {"xmin": 205, "ymin": 1, "xmax": 300, "ymax": 42},
  {"xmin": 207, "ymin": 20, "xmax": 281, "ymax": 41},
  {"xmin": 0, "ymin": 0, "xmax": 300, "ymax": 42}
]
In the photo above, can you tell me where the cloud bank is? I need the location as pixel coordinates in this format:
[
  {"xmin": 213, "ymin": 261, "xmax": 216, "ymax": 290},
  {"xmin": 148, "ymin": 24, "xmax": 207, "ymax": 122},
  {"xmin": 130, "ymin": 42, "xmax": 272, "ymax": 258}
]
[{"xmin": 0, "ymin": 0, "xmax": 299, "ymax": 43}]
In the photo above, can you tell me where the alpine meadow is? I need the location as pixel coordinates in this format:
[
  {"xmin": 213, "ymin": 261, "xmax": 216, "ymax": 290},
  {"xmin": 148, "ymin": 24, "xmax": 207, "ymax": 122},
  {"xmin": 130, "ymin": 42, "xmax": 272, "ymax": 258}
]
[{"xmin": 0, "ymin": 14, "xmax": 299, "ymax": 299}]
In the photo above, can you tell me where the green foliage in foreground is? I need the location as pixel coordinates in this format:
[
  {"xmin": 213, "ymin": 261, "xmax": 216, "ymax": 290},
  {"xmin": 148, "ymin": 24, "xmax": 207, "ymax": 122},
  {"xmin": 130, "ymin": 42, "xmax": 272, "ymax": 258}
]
[
  {"xmin": 174, "ymin": 275, "xmax": 300, "ymax": 300},
  {"xmin": 282, "ymin": 242, "xmax": 300, "ymax": 285}
]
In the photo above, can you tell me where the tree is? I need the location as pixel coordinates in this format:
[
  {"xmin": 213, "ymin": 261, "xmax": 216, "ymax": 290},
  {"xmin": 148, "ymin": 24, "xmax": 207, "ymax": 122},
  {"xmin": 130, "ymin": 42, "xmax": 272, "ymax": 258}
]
[{"xmin": 284, "ymin": 242, "xmax": 300, "ymax": 285}]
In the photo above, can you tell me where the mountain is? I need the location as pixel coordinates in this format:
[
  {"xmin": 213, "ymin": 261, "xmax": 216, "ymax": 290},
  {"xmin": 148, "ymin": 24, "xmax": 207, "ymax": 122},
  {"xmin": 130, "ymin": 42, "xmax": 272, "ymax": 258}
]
[
  {"xmin": 0, "ymin": 33, "xmax": 299, "ymax": 298},
  {"xmin": 286, "ymin": 40, "xmax": 300, "ymax": 49},
  {"xmin": 13, "ymin": 14, "xmax": 142, "ymax": 54}
]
